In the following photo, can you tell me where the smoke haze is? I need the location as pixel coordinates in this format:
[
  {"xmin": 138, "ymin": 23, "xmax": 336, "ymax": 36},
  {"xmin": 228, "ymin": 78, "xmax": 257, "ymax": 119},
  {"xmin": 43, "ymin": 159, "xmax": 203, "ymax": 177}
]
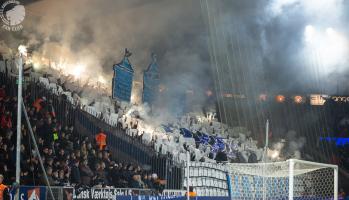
[{"xmin": 0, "ymin": 0, "xmax": 348, "ymax": 115}]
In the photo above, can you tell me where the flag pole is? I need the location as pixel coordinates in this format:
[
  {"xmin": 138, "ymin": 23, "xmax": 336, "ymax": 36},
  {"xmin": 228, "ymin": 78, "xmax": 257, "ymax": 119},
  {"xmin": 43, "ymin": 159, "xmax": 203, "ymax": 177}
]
[
  {"xmin": 15, "ymin": 46, "xmax": 26, "ymax": 200},
  {"xmin": 262, "ymin": 119, "xmax": 269, "ymax": 200},
  {"xmin": 265, "ymin": 119, "xmax": 269, "ymax": 152},
  {"xmin": 16, "ymin": 50, "xmax": 23, "ymax": 186}
]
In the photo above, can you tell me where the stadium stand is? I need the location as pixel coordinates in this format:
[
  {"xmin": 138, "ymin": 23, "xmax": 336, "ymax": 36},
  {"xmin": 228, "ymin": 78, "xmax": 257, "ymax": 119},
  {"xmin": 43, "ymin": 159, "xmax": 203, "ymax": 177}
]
[
  {"xmin": 0, "ymin": 55, "xmax": 347, "ymax": 197},
  {"xmin": 0, "ymin": 57, "xmax": 319, "ymax": 196},
  {"xmin": 0, "ymin": 73, "xmax": 166, "ymax": 194}
]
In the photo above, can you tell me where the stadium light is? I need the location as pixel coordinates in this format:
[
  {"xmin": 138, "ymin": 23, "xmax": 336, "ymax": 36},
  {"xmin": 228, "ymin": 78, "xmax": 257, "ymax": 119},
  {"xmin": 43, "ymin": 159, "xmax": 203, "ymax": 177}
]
[
  {"xmin": 276, "ymin": 95, "xmax": 285, "ymax": 103},
  {"xmin": 294, "ymin": 95, "xmax": 304, "ymax": 104},
  {"xmin": 304, "ymin": 25, "xmax": 316, "ymax": 43},
  {"xmin": 303, "ymin": 26, "xmax": 348, "ymax": 71}
]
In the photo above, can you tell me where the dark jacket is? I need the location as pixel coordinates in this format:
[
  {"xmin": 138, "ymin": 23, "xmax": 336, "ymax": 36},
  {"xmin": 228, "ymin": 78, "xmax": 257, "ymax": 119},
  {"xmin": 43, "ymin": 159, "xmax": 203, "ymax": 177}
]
[
  {"xmin": 2, "ymin": 186, "xmax": 10, "ymax": 200},
  {"xmin": 80, "ymin": 165, "xmax": 94, "ymax": 186},
  {"xmin": 129, "ymin": 179, "xmax": 142, "ymax": 189},
  {"xmin": 70, "ymin": 165, "xmax": 81, "ymax": 184}
]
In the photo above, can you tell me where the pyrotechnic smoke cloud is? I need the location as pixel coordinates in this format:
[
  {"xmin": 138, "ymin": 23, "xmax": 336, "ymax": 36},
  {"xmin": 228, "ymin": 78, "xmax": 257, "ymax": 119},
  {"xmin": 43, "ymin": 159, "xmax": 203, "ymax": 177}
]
[
  {"xmin": 0, "ymin": 0, "xmax": 212, "ymax": 115},
  {"xmin": 22, "ymin": 0, "xmax": 211, "ymax": 106},
  {"xmin": 1, "ymin": 0, "xmax": 348, "ymax": 104}
]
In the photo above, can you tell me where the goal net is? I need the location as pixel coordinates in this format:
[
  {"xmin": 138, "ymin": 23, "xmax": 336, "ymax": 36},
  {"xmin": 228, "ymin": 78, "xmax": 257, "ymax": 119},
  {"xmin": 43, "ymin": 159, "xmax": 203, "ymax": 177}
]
[{"xmin": 226, "ymin": 159, "xmax": 338, "ymax": 200}]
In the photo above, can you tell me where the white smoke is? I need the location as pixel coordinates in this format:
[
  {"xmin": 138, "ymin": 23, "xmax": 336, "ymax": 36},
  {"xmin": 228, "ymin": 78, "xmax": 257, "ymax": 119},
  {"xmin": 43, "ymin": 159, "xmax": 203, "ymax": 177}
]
[
  {"xmin": 0, "ymin": 41, "xmax": 12, "ymax": 57},
  {"xmin": 268, "ymin": 0, "xmax": 344, "ymax": 21},
  {"xmin": 268, "ymin": 130, "xmax": 307, "ymax": 160}
]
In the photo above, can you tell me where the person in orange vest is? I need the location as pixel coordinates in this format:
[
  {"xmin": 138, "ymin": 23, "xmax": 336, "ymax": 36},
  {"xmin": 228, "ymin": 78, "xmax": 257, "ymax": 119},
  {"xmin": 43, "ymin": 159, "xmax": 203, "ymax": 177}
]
[
  {"xmin": 95, "ymin": 130, "xmax": 107, "ymax": 150},
  {"xmin": 33, "ymin": 96, "xmax": 46, "ymax": 112},
  {"xmin": 0, "ymin": 174, "xmax": 9, "ymax": 200},
  {"xmin": 185, "ymin": 186, "xmax": 197, "ymax": 197}
]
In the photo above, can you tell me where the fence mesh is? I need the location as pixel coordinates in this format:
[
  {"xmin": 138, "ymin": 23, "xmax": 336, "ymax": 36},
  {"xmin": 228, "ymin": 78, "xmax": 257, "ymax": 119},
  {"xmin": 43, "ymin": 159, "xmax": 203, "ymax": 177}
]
[
  {"xmin": 46, "ymin": 187, "xmax": 64, "ymax": 200},
  {"xmin": 226, "ymin": 159, "xmax": 337, "ymax": 200},
  {"xmin": 292, "ymin": 162, "xmax": 335, "ymax": 199}
]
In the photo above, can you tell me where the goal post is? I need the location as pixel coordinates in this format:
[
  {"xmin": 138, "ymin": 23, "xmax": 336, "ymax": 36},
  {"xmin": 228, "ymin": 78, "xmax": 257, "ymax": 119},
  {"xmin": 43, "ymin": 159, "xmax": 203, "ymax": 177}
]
[{"xmin": 226, "ymin": 159, "xmax": 338, "ymax": 200}]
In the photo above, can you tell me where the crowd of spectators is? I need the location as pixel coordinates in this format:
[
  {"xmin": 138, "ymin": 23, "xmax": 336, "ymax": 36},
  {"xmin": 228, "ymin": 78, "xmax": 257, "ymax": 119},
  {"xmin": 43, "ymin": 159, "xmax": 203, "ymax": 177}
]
[{"xmin": 0, "ymin": 81, "xmax": 165, "ymax": 192}]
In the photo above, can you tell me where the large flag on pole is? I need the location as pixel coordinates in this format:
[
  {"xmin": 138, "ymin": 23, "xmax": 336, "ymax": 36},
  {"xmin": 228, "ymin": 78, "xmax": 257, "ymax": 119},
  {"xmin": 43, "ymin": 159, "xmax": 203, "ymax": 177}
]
[{"xmin": 112, "ymin": 49, "xmax": 134, "ymax": 102}]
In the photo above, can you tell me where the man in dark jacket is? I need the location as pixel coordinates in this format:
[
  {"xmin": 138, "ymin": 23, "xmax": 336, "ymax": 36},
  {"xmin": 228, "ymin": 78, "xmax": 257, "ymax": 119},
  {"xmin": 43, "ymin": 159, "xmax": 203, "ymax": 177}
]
[
  {"xmin": 80, "ymin": 160, "xmax": 94, "ymax": 186},
  {"xmin": 70, "ymin": 160, "xmax": 81, "ymax": 185},
  {"xmin": 37, "ymin": 117, "xmax": 54, "ymax": 146}
]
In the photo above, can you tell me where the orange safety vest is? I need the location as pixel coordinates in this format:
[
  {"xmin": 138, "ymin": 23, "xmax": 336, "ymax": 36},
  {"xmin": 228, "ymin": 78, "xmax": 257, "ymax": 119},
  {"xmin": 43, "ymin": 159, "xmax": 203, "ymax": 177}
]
[
  {"xmin": 33, "ymin": 98, "xmax": 44, "ymax": 112},
  {"xmin": 0, "ymin": 184, "xmax": 7, "ymax": 200},
  {"xmin": 185, "ymin": 191, "xmax": 197, "ymax": 197},
  {"xmin": 95, "ymin": 132, "xmax": 107, "ymax": 150}
]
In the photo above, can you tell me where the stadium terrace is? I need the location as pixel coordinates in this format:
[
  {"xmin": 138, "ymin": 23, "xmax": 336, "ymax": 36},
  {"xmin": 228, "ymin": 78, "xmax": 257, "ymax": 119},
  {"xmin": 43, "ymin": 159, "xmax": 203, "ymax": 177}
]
[{"xmin": 1, "ymin": 0, "xmax": 349, "ymax": 199}]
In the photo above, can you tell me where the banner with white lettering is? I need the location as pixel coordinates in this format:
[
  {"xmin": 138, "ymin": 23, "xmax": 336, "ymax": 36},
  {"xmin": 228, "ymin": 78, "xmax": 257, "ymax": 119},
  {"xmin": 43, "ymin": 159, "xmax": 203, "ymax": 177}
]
[
  {"xmin": 72, "ymin": 188, "xmax": 187, "ymax": 199},
  {"xmin": 73, "ymin": 188, "xmax": 133, "ymax": 200}
]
